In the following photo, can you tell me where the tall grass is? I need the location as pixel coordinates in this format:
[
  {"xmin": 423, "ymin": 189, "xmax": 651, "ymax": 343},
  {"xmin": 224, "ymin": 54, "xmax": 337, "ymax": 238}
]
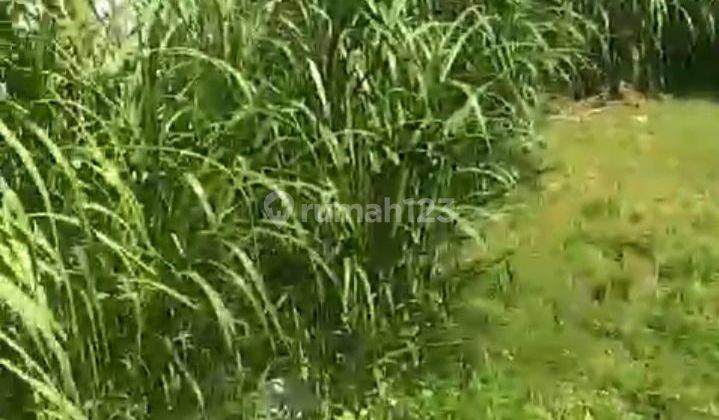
[
  {"xmin": 0, "ymin": 0, "xmax": 715, "ymax": 417},
  {"xmin": 572, "ymin": 0, "xmax": 718, "ymax": 93}
]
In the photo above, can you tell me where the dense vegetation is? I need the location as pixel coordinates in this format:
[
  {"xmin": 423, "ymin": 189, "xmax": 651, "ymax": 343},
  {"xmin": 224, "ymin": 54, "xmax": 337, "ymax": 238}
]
[{"xmin": 0, "ymin": 0, "xmax": 716, "ymax": 418}]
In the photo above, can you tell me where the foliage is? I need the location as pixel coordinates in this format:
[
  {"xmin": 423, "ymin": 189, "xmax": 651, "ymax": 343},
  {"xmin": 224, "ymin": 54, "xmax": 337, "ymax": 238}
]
[
  {"xmin": 0, "ymin": 0, "xmax": 715, "ymax": 418},
  {"xmin": 572, "ymin": 0, "xmax": 718, "ymax": 93}
]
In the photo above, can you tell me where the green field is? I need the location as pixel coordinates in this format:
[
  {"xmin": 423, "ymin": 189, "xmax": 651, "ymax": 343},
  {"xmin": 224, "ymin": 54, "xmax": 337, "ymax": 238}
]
[
  {"xmin": 463, "ymin": 98, "xmax": 719, "ymax": 419},
  {"xmin": 1, "ymin": 1, "xmax": 719, "ymax": 418}
]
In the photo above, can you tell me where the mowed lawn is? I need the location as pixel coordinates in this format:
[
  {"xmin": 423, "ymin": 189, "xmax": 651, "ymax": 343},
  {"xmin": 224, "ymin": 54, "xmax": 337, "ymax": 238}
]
[{"xmin": 454, "ymin": 98, "xmax": 719, "ymax": 419}]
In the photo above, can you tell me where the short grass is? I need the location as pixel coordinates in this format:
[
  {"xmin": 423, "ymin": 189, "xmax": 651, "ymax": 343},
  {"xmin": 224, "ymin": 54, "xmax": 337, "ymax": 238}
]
[{"xmin": 441, "ymin": 98, "xmax": 719, "ymax": 419}]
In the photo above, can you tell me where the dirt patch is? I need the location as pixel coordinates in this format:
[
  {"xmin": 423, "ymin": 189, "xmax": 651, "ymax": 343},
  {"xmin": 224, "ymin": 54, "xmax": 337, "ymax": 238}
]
[{"xmin": 548, "ymin": 82, "xmax": 649, "ymax": 122}]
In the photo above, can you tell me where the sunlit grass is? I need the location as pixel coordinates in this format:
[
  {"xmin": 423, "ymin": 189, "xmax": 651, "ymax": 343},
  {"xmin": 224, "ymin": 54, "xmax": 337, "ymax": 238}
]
[{"xmin": 457, "ymin": 98, "xmax": 719, "ymax": 419}]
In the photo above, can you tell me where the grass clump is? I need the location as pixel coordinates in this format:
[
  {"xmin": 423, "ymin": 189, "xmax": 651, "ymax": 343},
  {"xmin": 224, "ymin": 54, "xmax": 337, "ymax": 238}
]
[{"xmin": 0, "ymin": 1, "xmax": 588, "ymax": 417}]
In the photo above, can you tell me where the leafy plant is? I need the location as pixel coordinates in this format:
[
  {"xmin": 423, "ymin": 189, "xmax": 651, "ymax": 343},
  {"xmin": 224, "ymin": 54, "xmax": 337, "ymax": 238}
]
[{"xmin": 0, "ymin": 0, "xmax": 715, "ymax": 418}]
